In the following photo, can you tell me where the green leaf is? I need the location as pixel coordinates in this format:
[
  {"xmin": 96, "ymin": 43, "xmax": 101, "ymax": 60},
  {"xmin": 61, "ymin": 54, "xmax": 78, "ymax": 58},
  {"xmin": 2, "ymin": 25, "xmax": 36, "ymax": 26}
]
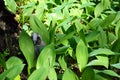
[
  {"xmin": 6, "ymin": 57, "xmax": 23, "ymax": 69},
  {"xmin": 62, "ymin": 69, "xmax": 79, "ymax": 80},
  {"xmin": 87, "ymin": 56, "xmax": 109, "ymax": 68},
  {"xmin": 115, "ymin": 20, "xmax": 120, "ymax": 38},
  {"xmin": 101, "ymin": 0, "xmax": 111, "ymax": 9},
  {"xmin": 89, "ymin": 48, "xmax": 115, "ymax": 57},
  {"xmin": 111, "ymin": 38, "xmax": 120, "ymax": 52},
  {"xmin": 97, "ymin": 70, "xmax": 120, "ymax": 78},
  {"xmin": 94, "ymin": 3, "xmax": 104, "ymax": 17},
  {"xmin": 58, "ymin": 55, "xmax": 67, "ymax": 70},
  {"xmin": 112, "ymin": 63, "xmax": 120, "ymax": 69},
  {"xmin": 48, "ymin": 67, "xmax": 57, "ymax": 80},
  {"xmin": 56, "ymin": 31, "xmax": 75, "ymax": 46},
  {"xmin": 19, "ymin": 31, "xmax": 35, "ymax": 70},
  {"xmin": 85, "ymin": 31, "xmax": 100, "ymax": 42},
  {"xmin": 108, "ymin": 32, "xmax": 117, "ymax": 44},
  {"xmin": 36, "ymin": 43, "xmax": 55, "ymax": 69},
  {"xmin": 14, "ymin": 75, "xmax": 21, "ymax": 80},
  {"xmin": 76, "ymin": 39, "xmax": 88, "ymax": 72},
  {"xmin": 101, "ymin": 13, "xmax": 117, "ymax": 28},
  {"xmin": 55, "ymin": 45, "xmax": 70, "ymax": 54},
  {"xmin": 23, "ymin": 2, "xmax": 35, "ymax": 16},
  {"xmin": 30, "ymin": 15, "xmax": 50, "ymax": 44},
  {"xmin": 88, "ymin": 18, "xmax": 102, "ymax": 30},
  {"xmin": 95, "ymin": 74, "xmax": 108, "ymax": 80},
  {"xmin": 75, "ymin": 19, "xmax": 83, "ymax": 32},
  {"xmin": 80, "ymin": 2, "xmax": 95, "ymax": 8},
  {"xmin": 56, "ymin": 17, "xmax": 74, "ymax": 30},
  {"xmin": 63, "ymin": 6, "xmax": 70, "ymax": 18},
  {"xmin": 4, "ymin": 0, "xmax": 17, "ymax": 13},
  {"xmin": 81, "ymin": 67, "xmax": 95, "ymax": 80},
  {"xmin": 28, "ymin": 67, "xmax": 49, "ymax": 80},
  {"xmin": 98, "ymin": 27, "xmax": 107, "ymax": 47},
  {"xmin": 0, "ymin": 64, "xmax": 24, "ymax": 80}
]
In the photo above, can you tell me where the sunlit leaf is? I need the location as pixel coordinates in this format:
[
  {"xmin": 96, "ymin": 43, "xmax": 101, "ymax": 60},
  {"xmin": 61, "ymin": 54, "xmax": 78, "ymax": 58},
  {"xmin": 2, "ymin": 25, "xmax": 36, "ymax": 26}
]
[
  {"xmin": 115, "ymin": 20, "xmax": 120, "ymax": 38},
  {"xmin": 56, "ymin": 31, "xmax": 75, "ymax": 46},
  {"xmin": 4, "ymin": 0, "xmax": 17, "ymax": 13},
  {"xmin": 88, "ymin": 18, "xmax": 102, "ymax": 30},
  {"xmin": 28, "ymin": 67, "xmax": 49, "ymax": 80},
  {"xmin": 36, "ymin": 43, "xmax": 55, "ymax": 69},
  {"xmin": 112, "ymin": 63, "xmax": 120, "ymax": 69},
  {"xmin": 58, "ymin": 55, "xmax": 67, "ymax": 70},
  {"xmin": 0, "ymin": 64, "xmax": 24, "ymax": 80},
  {"xmin": 23, "ymin": 2, "xmax": 35, "ymax": 16},
  {"xmin": 6, "ymin": 57, "xmax": 23, "ymax": 69},
  {"xmin": 97, "ymin": 70, "xmax": 120, "ymax": 78},
  {"xmin": 87, "ymin": 56, "xmax": 109, "ymax": 68},
  {"xmin": 19, "ymin": 31, "xmax": 35, "ymax": 70},
  {"xmin": 48, "ymin": 67, "xmax": 57, "ymax": 80},
  {"xmin": 89, "ymin": 48, "xmax": 115, "ymax": 57},
  {"xmin": 76, "ymin": 39, "xmax": 88, "ymax": 72},
  {"xmin": 94, "ymin": 3, "xmax": 104, "ymax": 17},
  {"xmin": 62, "ymin": 69, "xmax": 79, "ymax": 80}
]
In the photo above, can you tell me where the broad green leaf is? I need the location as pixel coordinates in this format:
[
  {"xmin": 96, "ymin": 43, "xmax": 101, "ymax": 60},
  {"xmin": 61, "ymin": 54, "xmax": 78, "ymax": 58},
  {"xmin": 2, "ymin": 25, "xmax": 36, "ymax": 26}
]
[
  {"xmin": 62, "ymin": 69, "xmax": 79, "ymax": 80},
  {"xmin": 28, "ymin": 67, "xmax": 49, "ymax": 80},
  {"xmin": 97, "ymin": 70, "xmax": 120, "ymax": 78},
  {"xmin": 54, "ymin": 6, "xmax": 64, "ymax": 20},
  {"xmin": 94, "ymin": 3, "xmax": 104, "ymax": 17},
  {"xmin": 108, "ymin": 32, "xmax": 117, "ymax": 44},
  {"xmin": 56, "ymin": 31, "xmax": 75, "ymax": 46},
  {"xmin": 80, "ymin": 2, "xmax": 95, "ymax": 8},
  {"xmin": 101, "ymin": 13, "xmax": 117, "ymax": 28},
  {"xmin": 35, "ymin": 2, "xmax": 46, "ymax": 19},
  {"xmin": 0, "ymin": 64, "xmax": 24, "ymax": 80},
  {"xmin": 88, "ymin": 18, "xmax": 102, "ymax": 30},
  {"xmin": 113, "ymin": 11, "xmax": 120, "ymax": 23},
  {"xmin": 23, "ymin": 2, "xmax": 35, "ymax": 16},
  {"xmin": 81, "ymin": 0, "xmax": 89, "ymax": 4},
  {"xmin": 81, "ymin": 67, "xmax": 95, "ymax": 80},
  {"xmin": 97, "ymin": 27, "xmax": 107, "ymax": 47},
  {"xmin": 75, "ymin": 19, "xmax": 83, "ymax": 32},
  {"xmin": 6, "ymin": 57, "xmax": 23, "ymax": 69},
  {"xmin": 89, "ymin": 48, "xmax": 115, "ymax": 57},
  {"xmin": 36, "ymin": 43, "xmax": 55, "ymax": 69},
  {"xmin": 4, "ymin": 0, "xmax": 17, "ymax": 13},
  {"xmin": 30, "ymin": 15, "xmax": 50, "ymax": 44},
  {"xmin": 57, "ymin": 17, "xmax": 74, "ymax": 30},
  {"xmin": 14, "ymin": 75, "xmax": 20, "ymax": 80},
  {"xmin": 70, "ymin": 8, "xmax": 83, "ymax": 17},
  {"xmin": 115, "ymin": 20, "xmax": 120, "ymax": 38},
  {"xmin": 101, "ymin": 0, "xmax": 111, "ymax": 9},
  {"xmin": 95, "ymin": 74, "xmax": 108, "ymax": 80},
  {"xmin": 87, "ymin": 56, "xmax": 109, "ymax": 68},
  {"xmin": 55, "ymin": 45, "xmax": 70, "ymax": 54},
  {"xmin": 19, "ymin": 31, "xmax": 35, "ymax": 70},
  {"xmin": 48, "ymin": 67, "xmax": 57, "ymax": 80},
  {"xmin": 58, "ymin": 55, "xmax": 67, "ymax": 70},
  {"xmin": 112, "ymin": 63, "xmax": 120, "ymax": 69},
  {"xmin": 76, "ymin": 39, "xmax": 88, "ymax": 72},
  {"xmin": 85, "ymin": 31, "xmax": 100, "ymax": 42},
  {"xmin": 111, "ymin": 38, "xmax": 120, "ymax": 52},
  {"xmin": 63, "ymin": 6, "xmax": 70, "ymax": 18}
]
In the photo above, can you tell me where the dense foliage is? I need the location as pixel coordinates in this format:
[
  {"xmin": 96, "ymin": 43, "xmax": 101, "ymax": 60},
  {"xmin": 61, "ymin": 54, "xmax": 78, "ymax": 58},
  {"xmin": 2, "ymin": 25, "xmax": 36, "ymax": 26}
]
[{"xmin": 0, "ymin": 0, "xmax": 120, "ymax": 80}]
